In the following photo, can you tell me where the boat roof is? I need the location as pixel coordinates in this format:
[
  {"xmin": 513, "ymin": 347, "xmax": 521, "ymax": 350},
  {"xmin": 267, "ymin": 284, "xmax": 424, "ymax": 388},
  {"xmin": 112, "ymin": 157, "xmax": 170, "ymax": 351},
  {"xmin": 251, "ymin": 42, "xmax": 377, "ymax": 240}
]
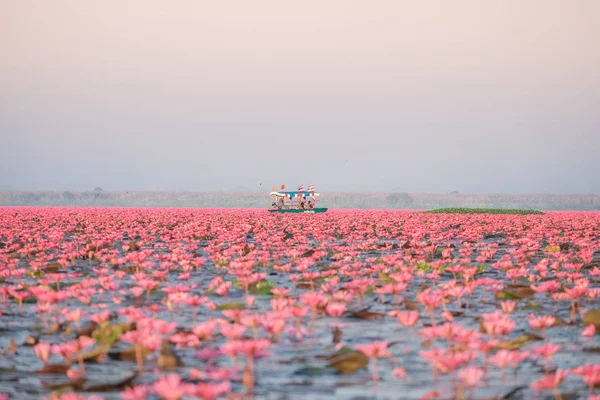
[{"xmin": 270, "ymin": 191, "xmax": 320, "ymax": 197}]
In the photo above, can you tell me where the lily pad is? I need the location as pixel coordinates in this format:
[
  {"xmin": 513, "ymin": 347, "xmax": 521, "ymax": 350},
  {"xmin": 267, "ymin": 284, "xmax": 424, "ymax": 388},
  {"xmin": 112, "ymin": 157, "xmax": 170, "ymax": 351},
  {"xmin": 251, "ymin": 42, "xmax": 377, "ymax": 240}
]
[
  {"xmin": 37, "ymin": 363, "xmax": 70, "ymax": 374},
  {"xmin": 301, "ymin": 249, "xmax": 315, "ymax": 258},
  {"xmin": 296, "ymin": 283, "xmax": 313, "ymax": 290},
  {"xmin": 496, "ymin": 333, "xmax": 543, "ymax": 350},
  {"xmin": 74, "ymin": 345, "xmax": 110, "ymax": 364},
  {"xmin": 93, "ymin": 322, "xmax": 134, "ymax": 346},
  {"xmin": 583, "ymin": 347, "xmax": 600, "ymax": 354},
  {"xmin": 584, "ymin": 309, "xmax": 600, "ymax": 329},
  {"xmin": 77, "ymin": 323, "xmax": 98, "ymax": 338},
  {"xmin": 544, "ymin": 245, "xmax": 561, "ymax": 252},
  {"xmin": 43, "ymin": 262, "xmax": 62, "ymax": 273},
  {"xmin": 552, "ymin": 317, "xmax": 569, "ymax": 327},
  {"xmin": 378, "ymin": 272, "xmax": 394, "ymax": 284},
  {"xmin": 350, "ymin": 309, "xmax": 385, "ymax": 320},
  {"xmin": 251, "ymin": 280, "xmax": 275, "ymax": 295},
  {"xmin": 216, "ymin": 302, "xmax": 246, "ymax": 311},
  {"xmin": 494, "ymin": 291, "xmax": 520, "ymax": 300},
  {"xmin": 523, "ymin": 301, "xmax": 542, "ymax": 310},
  {"xmin": 108, "ymin": 346, "xmax": 152, "ymax": 362},
  {"xmin": 327, "ymin": 350, "xmax": 369, "ymax": 374},
  {"xmin": 495, "ymin": 286, "xmax": 535, "ymax": 300},
  {"xmin": 158, "ymin": 340, "xmax": 184, "ymax": 369}
]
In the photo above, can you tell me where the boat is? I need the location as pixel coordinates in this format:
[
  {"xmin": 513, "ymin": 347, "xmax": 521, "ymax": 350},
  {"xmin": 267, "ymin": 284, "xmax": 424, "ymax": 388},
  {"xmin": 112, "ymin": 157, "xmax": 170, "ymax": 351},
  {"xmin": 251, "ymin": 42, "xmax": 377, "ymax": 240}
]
[
  {"xmin": 268, "ymin": 185, "xmax": 328, "ymax": 213},
  {"xmin": 269, "ymin": 208, "xmax": 328, "ymax": 214}
]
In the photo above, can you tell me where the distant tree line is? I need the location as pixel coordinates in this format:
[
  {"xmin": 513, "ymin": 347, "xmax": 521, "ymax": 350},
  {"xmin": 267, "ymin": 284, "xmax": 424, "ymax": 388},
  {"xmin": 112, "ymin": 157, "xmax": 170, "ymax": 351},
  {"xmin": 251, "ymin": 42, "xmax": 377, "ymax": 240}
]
[{"xmin": 0, "ymin": 190, "xmax": 598, "ymax": 210}]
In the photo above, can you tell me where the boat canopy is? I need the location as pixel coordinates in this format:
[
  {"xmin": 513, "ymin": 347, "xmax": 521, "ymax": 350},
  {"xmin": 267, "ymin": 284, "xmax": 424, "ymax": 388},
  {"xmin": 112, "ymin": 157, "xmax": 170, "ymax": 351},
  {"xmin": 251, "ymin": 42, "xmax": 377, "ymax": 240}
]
[{"xmin": 270, "ymin": 191, "xmax": 319, "ymax": 198}]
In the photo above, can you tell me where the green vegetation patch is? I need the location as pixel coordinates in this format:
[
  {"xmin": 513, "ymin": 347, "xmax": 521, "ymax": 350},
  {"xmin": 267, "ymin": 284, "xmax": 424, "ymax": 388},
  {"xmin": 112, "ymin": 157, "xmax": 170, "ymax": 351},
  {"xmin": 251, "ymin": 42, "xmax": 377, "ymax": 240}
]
[{"xmin": 427, "ymin": 208, "xmax": 543, "ymax": 215}]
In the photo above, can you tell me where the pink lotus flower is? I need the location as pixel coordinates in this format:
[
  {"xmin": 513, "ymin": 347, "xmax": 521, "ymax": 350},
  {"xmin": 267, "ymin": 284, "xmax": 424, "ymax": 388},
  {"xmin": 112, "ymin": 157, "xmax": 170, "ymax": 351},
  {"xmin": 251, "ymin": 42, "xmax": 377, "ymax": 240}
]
[
  {"xmin": 91, "ymin": 310, "xmax": 111, "ymax": 324},
  {"xmin": 582, "ymin": 324, "xmax": 596, "ymax": 337},
  {"xmin": 528, "ymin": 314, "xmax": 555, "ymax": 330},
  {"xmin": 500, "ymin": 300, "xmax": 516, "ymax": 313},
  {"xmin": 34, "ymin": 343, "xmax": 51, "ymax": 365},
  {"xmin": 356, "ymin": 341, "xmax": 391, "ymax": 359},
  {"xmin": 531, "ymin": 343, "xmax": 561, "ymax": 359},
  {"xmin": 220, "ymin": 324, "xmax": 247, "ymax": 340},
  {"xmin": 531, "ymin": 369, "xmax": 569, "ymax": 390},
  {"xmin": 488, "ymin": 349, "xmax": 529, "ymax": 369},
  {"xmin": 326, "ymin": 303, "xmax": 346, "ymax": 317},
  {"xmin": 66, "ymin": 368, "xmax": 85, "ymax": 383},
  {"xmin": 481, "ymin": 310, "xmax": 515, "ymax": 336},
  {"xmin": 120, "ymin": 385, "xmax": 151, "ymax": 400},
  {"xmin": 441, "ymin": 311, "xmax": 454, "ymax": 321},
  {"xmin": 421, "ymin": 391, "xmax": 441, "ymax": 400},
  {"xmin": 397, "ymin": 311, "xmax": 419, "ymax": 327},
  {"xmin": 393, "ymin": 367, "xmax": 407, "ymax": 379},
  {"xmin": 195, "ymin": 347, "xmax": 222, "ymax": 361},
  {"xmin": 458, "ymin": 366, "xmax": 484, "ymax": 388},
  {"xmin": 152, "ymin": 374, "xmax": 194, "ymax": 400},
  {"xmin": 572, "ymin": 363, "xmax": 600, "ymax": 391},
  {"xmin": 356, "ymin": 341, "xmax": 391, "ymax": 381},
  {"xmin": 190, "ymin": 381, "xmax": 231, "ymax": 400},
  {"xmin": 271, "ymin": 288, "xmax": 290, "ymax": 297}
]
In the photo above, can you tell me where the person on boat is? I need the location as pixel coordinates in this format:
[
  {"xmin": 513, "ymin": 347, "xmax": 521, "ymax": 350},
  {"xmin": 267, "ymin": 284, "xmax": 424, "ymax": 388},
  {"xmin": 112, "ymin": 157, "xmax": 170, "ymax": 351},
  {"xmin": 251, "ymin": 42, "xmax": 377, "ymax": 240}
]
[
  {"xmin": 277, "ymin": 196, "xmax": 285, "ymax": 209},
  {"xmin": 269, "ymin": 202, "xmax": 278, "ymax": 210},
  {"xmin": 306, "ymin": 200, "xmax": 314, "ymax": 209}
]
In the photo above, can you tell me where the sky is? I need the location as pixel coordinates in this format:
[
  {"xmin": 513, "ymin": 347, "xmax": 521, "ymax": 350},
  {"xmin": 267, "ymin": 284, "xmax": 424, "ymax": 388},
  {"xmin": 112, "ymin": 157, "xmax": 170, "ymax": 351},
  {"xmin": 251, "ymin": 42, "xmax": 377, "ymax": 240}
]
[{"xmin": 1, "ymin": 0, "xmax": 599, "ymax": 194}]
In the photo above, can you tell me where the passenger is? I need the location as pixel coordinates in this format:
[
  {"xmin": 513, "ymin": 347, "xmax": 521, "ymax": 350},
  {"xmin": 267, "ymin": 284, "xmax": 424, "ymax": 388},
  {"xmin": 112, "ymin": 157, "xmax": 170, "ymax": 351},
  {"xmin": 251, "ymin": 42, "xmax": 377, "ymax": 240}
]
[
  {"xmin": 269, "ymin": 202, "xmax": 277, "ymax": 210},
  {"xmin": 307, "ymin": 200, "xmax": 314, "ymax": 209}
]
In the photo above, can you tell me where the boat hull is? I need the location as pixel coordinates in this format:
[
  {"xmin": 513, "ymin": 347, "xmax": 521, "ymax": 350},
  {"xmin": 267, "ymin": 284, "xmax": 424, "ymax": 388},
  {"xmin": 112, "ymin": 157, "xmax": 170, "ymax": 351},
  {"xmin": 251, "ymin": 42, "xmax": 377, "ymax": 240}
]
[{"xmin": 268, "ymin": 208, "xmax": 328, "ymax": 214}]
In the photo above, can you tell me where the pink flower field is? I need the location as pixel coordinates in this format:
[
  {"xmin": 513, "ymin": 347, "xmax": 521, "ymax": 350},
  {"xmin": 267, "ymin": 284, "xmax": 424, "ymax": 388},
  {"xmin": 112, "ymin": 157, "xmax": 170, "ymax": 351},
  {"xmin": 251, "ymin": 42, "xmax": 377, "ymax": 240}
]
[{"xmin": 0, "ymin": 207, "xmax": 599, "ymax": 400}]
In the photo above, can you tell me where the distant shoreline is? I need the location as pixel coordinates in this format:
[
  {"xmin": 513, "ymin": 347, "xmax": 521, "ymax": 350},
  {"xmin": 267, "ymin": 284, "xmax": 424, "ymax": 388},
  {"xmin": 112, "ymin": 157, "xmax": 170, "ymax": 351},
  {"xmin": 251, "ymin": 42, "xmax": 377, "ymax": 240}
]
[{"xmin": 0, "ymin": 190, "xmax": 598, "ymax": 210}]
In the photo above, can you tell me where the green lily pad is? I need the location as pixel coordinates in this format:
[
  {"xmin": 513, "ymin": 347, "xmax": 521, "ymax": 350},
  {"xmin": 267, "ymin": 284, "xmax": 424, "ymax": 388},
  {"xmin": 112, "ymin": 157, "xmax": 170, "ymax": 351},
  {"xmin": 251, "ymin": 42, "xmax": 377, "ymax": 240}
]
[
  {"xmin": 378, "ymin": 272, "xmax": 394, "ymax": 284},
  {"xmin": 365, "ymin": 287, "xmax": 376, "ymax": 296},
  {"xmin": 327, "ymin": 350, "xmax": 369, "ymax": 374},
  {"xmin": 544, "ymin": 245, "xmax": 561, "ymax": 252},
  {"xmin": 216, "ymin": 302, "xmax": 246, "ymax": 310},
  {"xmin": 251, "ymin": 280, "xmax": 275, "ymax": 295},
  {"xmin": 158, "ymin": 340, "xmax": 184, "ymax": 369},
  {"xmin": 108, "ymin": 346, "xmax": 152, "ymax": 362},
  {"xmin": 37, "ymin": 363, "xmax": 70, "ymax": 374},
  {"xmin": 350, "ymin": 309, "xmax": 384, "ymax": 320},
  {"xmin": 584, "ymin": 309, "xmax": 600, "ymax": 329},
  {"xmin": 494, "ymin": 291, "xmax": 520, "ymax": 300},
  {"xmin": 496, "ymin": 333, "xmax": 543, "ymax": 350},
  {"xmin": 93, "ymin": 322, "xmax": 133, "ymax": 347},
  {"xmin": 523, "ymin": 301, "xmax": 542, "ymax": 310},
  {"xmin": 494, "ymin": 286, "xmax": 535, "ymax": 300}
]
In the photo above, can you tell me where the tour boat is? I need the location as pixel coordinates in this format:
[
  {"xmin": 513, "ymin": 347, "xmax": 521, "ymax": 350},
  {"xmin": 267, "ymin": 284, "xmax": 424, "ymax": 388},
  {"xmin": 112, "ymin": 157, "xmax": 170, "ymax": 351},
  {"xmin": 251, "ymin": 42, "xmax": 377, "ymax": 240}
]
[{"xmin": 268, "ymin": 185, "xmax": 328, "ymax": 213}]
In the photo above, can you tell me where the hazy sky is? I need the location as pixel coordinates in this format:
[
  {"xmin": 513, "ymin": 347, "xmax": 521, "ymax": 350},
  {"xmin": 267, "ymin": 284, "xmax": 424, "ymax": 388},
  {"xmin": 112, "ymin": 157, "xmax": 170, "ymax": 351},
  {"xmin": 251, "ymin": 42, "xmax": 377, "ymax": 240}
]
[{"xmin": 1, "ymin": 1, "xmax": 599, "ymax": 193}]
